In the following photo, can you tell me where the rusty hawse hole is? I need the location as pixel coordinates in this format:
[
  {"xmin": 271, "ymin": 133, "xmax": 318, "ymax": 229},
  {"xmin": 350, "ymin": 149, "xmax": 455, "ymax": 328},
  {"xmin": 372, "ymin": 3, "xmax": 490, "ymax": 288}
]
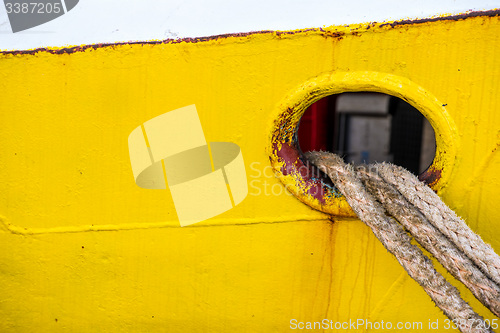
[
  {"xmin": 271, "ymin": 91, "xmax": 440, "ymax": 209},
  {"xmin": 273, "ymin": 92, "xmax": 440, "ymax": 205}
]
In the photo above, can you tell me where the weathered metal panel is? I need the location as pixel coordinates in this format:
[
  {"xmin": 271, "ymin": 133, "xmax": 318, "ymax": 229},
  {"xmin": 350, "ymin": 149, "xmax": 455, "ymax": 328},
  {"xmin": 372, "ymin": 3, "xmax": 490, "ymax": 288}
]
[{"xmin": 0, "ymin": 10, "xmax": 499, "ymax": 332}]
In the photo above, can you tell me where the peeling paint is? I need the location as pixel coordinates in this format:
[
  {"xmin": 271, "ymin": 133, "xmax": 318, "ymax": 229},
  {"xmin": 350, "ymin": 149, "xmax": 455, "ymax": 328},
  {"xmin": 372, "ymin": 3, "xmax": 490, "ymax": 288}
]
[
  {"xmin": 3, "ymin": 9, "xmax": 498, "ymax": 56},
  {"xmin": 380, "ymin": 9, "xmax": 500, "ymax": 28}
]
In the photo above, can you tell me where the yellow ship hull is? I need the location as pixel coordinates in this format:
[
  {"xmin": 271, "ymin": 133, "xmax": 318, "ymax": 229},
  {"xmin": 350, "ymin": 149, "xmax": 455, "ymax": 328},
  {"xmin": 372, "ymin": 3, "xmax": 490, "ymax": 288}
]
[{"xmin": 1, "ymin": 10, "xmax": 499, "ymax": 332}]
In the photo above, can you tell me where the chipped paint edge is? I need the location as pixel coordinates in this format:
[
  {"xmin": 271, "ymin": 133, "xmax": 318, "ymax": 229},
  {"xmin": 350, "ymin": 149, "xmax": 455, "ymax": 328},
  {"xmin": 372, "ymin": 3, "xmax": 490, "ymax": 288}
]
[{"xmin": 1, "ymin": 9, "xmax": 499, "ymax": 55}]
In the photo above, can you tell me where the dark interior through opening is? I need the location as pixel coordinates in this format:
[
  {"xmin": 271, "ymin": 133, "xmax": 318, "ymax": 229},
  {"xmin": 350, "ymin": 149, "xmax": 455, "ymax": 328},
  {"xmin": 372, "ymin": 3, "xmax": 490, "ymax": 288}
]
[{"xmin": 298, "ymin": 92, "xmax": 436, "ymax": 175}]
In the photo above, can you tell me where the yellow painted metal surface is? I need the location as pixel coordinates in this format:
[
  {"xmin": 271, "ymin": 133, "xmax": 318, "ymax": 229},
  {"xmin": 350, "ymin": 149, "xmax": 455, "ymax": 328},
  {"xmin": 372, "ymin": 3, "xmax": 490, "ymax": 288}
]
[{"xmin": 1, "ymin": 12, "xmax": 500, "ymax": 332}]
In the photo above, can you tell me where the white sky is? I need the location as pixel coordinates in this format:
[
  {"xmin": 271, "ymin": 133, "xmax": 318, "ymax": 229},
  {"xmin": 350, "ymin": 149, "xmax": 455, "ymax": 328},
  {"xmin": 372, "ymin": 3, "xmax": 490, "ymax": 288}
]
[{"xmin": 0, "ymin": 0, "xmax": 499, "ymax": 51}]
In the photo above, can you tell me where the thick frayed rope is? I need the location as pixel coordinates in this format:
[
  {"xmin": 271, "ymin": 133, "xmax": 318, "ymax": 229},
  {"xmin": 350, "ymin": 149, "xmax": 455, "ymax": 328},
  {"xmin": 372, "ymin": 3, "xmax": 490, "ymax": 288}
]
[
  {"xmin": 377, "ymin": 163, "xmax": 500, "ymax": 288},
  {"xmin": 356, "ymin": 164, "xmax": 500, "ymax": 318},
  {"xmin": 305, "ymin": 151, "xmax": 497, "ymax": 333}
]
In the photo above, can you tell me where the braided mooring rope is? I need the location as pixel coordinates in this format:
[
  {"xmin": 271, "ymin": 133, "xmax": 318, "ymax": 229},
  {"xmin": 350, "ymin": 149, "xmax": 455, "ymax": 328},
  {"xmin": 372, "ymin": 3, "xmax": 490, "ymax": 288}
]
[
  {"xmin": 305, "ymin": 151, "xmax": 499, "ymax": 333},
  {"xmin": 356, "ymin": 165, "xmax": 500, "ymax": 318},
  {"xmin": 378, "ymin": 163, "xmax": 500, "ymax": 288}
]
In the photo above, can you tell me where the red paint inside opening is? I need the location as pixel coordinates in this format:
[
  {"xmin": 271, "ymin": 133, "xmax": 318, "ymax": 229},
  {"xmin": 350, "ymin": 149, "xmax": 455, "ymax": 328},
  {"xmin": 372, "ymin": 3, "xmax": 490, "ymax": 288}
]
[{"xmin": 297, "ymin": 96, "xmax": 337, "ymax": 153}]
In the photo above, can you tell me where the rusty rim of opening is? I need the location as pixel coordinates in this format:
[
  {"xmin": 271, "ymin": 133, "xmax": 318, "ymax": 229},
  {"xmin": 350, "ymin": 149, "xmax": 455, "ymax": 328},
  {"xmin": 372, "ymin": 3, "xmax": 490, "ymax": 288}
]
[{"xmin": 268, "ymin": 72, "xmax": 459, "ymax": 217}]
